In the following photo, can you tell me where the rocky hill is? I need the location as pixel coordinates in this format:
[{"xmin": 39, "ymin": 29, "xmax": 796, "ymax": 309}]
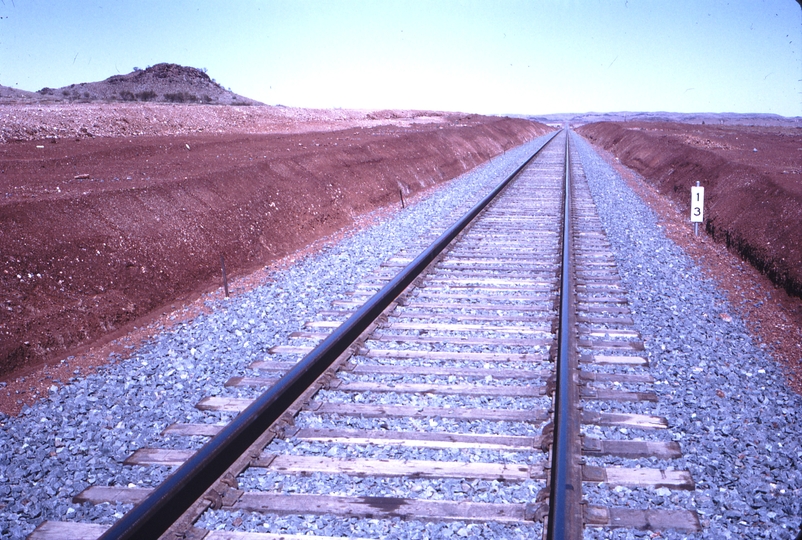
[
  {"xmin": 0, "ymin": 85, "xmax": 47, "ymax": 104},
  {"xmin": 8, "ymin": 63, "xmax": 261, "ymax": 105}
]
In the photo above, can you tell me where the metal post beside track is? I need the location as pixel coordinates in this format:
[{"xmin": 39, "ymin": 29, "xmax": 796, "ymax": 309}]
[{"xmin": 546, "ymin": 131, "xmax": 583, "ymax": 540}]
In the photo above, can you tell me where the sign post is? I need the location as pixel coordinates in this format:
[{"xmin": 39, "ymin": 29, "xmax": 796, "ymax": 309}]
[{"xmin": 690, "ymin": 181, "xmax": 704, "ymax": 236}]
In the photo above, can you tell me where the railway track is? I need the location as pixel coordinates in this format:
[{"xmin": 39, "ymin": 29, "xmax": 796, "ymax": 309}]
[{"xmin": 30, "ymin": 130, "xmax": 701, "ymax": 539}]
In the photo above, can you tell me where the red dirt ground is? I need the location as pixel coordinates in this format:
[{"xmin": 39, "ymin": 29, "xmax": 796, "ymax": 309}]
[
  {"xmin": 577, "ymin": 122, "xmax": 802, "ymax": 394},
  {"xmin": 577, "ymin": 122, "xmax": 802, "ymax": 298},
  {"xmin": 0, "ymin": 104, "xmax": 550, "ymax": 399}
]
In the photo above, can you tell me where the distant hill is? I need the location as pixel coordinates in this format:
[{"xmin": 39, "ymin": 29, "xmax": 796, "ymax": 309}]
[
  {"xmin": 527, "ymin": 111, "xmax": 801, "ymax": 127},
  {"xmin": 3, "ymin": 63, "xmax": 261, "ymax": 105},
  {"xmin": 0, "ymin": 85, "xmax": 47, "ymax": 104}
]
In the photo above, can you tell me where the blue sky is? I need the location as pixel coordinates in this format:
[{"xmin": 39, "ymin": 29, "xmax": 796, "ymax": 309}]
[{"xmin": 1, "ymin": 0, "xmax": 800, "ymax": 116}]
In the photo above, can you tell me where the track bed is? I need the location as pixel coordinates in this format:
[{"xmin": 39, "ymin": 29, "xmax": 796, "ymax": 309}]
[{"xmin": 31, "ymin": 132, "xmax": 703, "ymax": 539}]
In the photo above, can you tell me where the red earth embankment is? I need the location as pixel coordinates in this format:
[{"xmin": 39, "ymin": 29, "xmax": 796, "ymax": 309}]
[
  {"xmin": 577, "ymin": 121, "xmax": 802, "ymax": 300},
  {"xmin": 0, "ymin": 114, "xmax": 552, "ymax": 377}
]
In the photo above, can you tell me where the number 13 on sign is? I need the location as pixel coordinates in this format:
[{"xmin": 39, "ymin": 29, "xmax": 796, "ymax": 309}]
[{"xmin": 690, "ymin": 185, "xmax": 704, "ymax": 223}]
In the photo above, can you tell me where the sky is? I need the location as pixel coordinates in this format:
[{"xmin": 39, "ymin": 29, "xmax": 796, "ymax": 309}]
[{"xmin": 0, "ymin": 0, "xmax": 800, "ymax": 117}]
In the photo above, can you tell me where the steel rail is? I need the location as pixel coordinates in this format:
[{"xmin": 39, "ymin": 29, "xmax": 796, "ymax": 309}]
[
  {"xmin": 97, "ymin": 131, "xmax": 560, "ymax": 540},
  {"xmin": 546, "ymin": 131, "xmax": 582, "ymax": 539}
]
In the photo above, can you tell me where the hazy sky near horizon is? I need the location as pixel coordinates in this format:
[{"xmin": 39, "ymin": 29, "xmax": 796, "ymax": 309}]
[{"xmin": 1, "ymin": 1, "xmax": 800, "ymax": 117}]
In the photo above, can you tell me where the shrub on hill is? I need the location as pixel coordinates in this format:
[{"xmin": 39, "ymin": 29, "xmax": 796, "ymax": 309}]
[{"xmin": 164, "ymin": 92, "xmax": 199, "ymax": 103}]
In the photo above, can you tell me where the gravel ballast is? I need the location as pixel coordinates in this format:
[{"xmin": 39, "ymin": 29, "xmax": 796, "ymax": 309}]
[
  {"xmin": 572, "ymin": 132, "xmax": 802, "ymax": 540},
  {"xmin": 2, "ymin": 130, "xmax": 800, "ymax": 539}
]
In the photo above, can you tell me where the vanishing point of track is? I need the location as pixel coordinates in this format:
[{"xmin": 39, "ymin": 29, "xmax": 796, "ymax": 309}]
[{"xmin": 31, "ymin": 131, "xmax": 702, "ymax": 539}]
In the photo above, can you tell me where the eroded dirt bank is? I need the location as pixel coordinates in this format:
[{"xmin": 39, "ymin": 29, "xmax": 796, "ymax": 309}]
[
  {"xmin": 0, "ymin": 102, "xmax": 456, "ymax": 143},
  {"xmin": 577, "ymin": 121, "xmax": 802, "ymax": 299},
  {"xmin": 1, "ymin": 114, "xmax": 551, "ymax": 377}
]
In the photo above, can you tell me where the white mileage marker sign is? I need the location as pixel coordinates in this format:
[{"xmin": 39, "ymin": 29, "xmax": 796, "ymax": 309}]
[{"xmin": 690, "ymin": 185, "xmax": 704, "ymax": 223}]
